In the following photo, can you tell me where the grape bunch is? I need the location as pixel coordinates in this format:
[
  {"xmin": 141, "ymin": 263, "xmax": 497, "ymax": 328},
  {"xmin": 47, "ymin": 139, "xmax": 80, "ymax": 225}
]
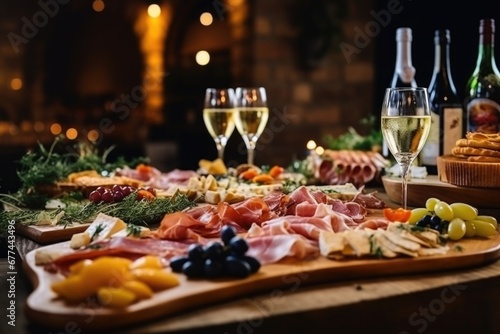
[
  {"xmin": 408, "ymin": 197, "xmax": 498, "ymax": 241},
  {"xmin": 169, "ymin": 225, "xmax": 261, "ymax": 279},
  {"xmin": 88, "ymin": 185, "xmax": 156, "ymax": 204}
]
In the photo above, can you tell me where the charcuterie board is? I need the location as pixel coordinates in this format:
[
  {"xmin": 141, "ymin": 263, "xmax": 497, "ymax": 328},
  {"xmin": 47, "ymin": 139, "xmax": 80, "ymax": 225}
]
[
  {"xmin": 23, "ymin": 233, "xmax": 500, "ymax": 332},
  {"xmin": 382, "ymin": 175, "xmax": 500, "ymax": 209},
  {"xmin": 16, "ymin": 223, "xmax": 90, "ymax": 245}
]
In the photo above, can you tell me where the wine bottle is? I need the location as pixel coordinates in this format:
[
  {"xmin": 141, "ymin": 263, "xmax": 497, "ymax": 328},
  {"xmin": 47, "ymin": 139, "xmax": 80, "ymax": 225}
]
[
  {"xmin": 422, "ymin": 29, "xmax": 464, "ymax": 175},
  {"xmin": 464, "ymin": 18, "xmax": 500, "ymax": 134},
  {"xmin": 383, "ymin": 27, "xmax": 418, "ymax": 159}
]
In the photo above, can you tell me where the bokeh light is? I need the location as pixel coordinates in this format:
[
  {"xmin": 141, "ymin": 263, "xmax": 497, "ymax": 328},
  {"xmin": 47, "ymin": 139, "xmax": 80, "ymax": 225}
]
[
  {"xmin": 148, "ymin": 4, "xmax": 161, "ymax": 18},
  {"xmin": 50, "ymin": 123, "xmax": 62, "ymax": 135},
  {"xmin": 87, "ymin": 129, "xmax": 100, "ymax": 142},
  {"xmin": 200, "ymin": 12, "xmax": 213, "ymax": 26},
  {"xmin": 10, "ymin": 78, "xmax": 22, "ymax": 90},
  {"xmin": 306, "ymin": 140, "xmax": 317, "ymax": 150},
  {"xmin": 92, "ymin": 0, "xmax": 105, "ymax": 12},
  {"xmin": 66, "ymin": 128, "xmax": 78, "ymax": 140},
  {"xmin": 196, "ymin": 50, "xmax": 210, "ymax": 65}
]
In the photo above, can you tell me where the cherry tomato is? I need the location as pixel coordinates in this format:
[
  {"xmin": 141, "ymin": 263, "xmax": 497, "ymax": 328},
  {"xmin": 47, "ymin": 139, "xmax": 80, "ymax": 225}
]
[{"xmin": 383, "ymin": 207, "xmax": 412, "ymax": 222}]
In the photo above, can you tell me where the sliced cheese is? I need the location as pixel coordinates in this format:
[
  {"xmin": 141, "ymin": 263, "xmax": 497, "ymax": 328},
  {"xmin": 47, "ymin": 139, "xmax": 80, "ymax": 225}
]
[
  {"xmin": 35, "ymin": 248, "xmax": 72, "ymax": 265},
  {"xmin": 343, "ymin": 230, "xmax": 371, "ymax": 257},
  {"xmin": 319, "ymin": 231, "xmax": 345, "ymax": 258},
  {"xmin": 69, "ymin": 213, "xmax": 126, "ymax": 249},
  {"xmin": 70, "ymin": 232, "xmax": 91, "ymax": 249}
]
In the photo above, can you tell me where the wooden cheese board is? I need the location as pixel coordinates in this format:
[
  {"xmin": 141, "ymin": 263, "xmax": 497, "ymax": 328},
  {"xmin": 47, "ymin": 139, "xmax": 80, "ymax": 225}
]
[
  {"xmin": 23, "ymin": 233, "xmax": 500, "ymax": 332},
  {"xmin": 382, "ymin": 175, "xmax": 500, "ymax": 209},
  {"xmin": 16, "ymin": 223, "xmax": 90, "ymax": 245}
]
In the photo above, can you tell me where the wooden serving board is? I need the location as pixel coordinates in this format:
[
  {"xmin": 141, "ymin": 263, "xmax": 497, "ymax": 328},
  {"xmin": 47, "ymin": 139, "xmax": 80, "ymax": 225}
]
[
  {"xmin": 382, "ymin": 175, "xmax": 500, "ymax": 209},
  {"xmin": 24, "ymin": 233, "xmax": 500, "ymax": 332},
  {"xmin": 16, "ymin": 223, "xmax": 90, "ymax": 245}
]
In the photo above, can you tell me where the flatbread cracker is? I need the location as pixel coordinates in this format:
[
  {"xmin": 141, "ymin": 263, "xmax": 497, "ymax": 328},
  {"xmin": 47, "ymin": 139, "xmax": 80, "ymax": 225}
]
[
  {"xmin": 467, "ymin": 156, "xmax": 500, "ymax": 162},
  {"xmin": 466, "ymin": 131, "xmax": 500, "ymax": 143},
  {"xmin": 455, "ymin": 138, "xmax": 500, "ymax": 151},
  {"xmin": 452, "ymin": 146, "xmax": 500, "ymax": 158}
]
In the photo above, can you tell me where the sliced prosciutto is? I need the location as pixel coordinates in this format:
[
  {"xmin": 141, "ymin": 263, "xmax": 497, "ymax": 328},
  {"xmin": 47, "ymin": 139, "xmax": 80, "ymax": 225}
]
[
  {"xmin": 46, "ymin": 237, "xmax": 192, "ymax": 275},
  {"xmin": 147, "ymin": 169, "xmax": 198, "ymax": 189},
  {"xmin": 245, "ymin": 234, "xmax": 319, "ymax": 265}
]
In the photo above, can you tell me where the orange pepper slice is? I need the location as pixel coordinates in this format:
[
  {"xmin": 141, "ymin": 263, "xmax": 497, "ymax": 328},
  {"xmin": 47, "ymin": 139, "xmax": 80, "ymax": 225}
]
[
  {"xmin": 251, "ymin": 174, "xmax": 274, "ymax": 184},
  {"xmin": 240, "ymin": 169, "xmax": 259, "ymax": 181},
  {"xmin": 136, "ymin": 164, "xmax": 153, "ymax": 174},
  {"xmin": 383, "ymin": 207, "xmax": 411, "ymax": 222},
  {"xmin": 268, "ymin": 165, "xmax": 284, "ymax": 178}
]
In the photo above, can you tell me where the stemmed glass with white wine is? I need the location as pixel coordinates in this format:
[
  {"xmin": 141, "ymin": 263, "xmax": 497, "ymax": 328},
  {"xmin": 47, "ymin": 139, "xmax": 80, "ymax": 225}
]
[
  {"xmin": 203, "ymin": 88, "xmax": 236, "ymax": 161},
  {"xmin": 234, "ymin": 87, "xmax": 269, "ymax": 165},
  {"xmin": 381, "ymin": 87, "xmax": 431, "ymax": 209}
]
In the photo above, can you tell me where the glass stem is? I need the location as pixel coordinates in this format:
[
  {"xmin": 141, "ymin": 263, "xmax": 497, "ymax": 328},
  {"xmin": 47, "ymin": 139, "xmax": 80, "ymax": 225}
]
[
  {"xmin": 400, "ymin": 162, "xmax": 411, "ymax": 209},
  {"xmin": 247, "ymin": 147, "xmax": 255, "ymax": 165}
]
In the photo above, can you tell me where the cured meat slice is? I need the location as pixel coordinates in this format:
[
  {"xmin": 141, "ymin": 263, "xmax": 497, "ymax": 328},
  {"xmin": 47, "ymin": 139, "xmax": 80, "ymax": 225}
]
[
  {"xmin": 147, "ymin": 169, "xmax": 199, "ymax": 189},
  {"xmin": 47, "ymin": 237, "xmax": 192, "ymax": 274},
  {"xmin": 315, "ymin": 150, "xmax": 390, "ymax": 187},
  {"xmin": 245, "ymin": 234, "xmax": 319, "ymax": 265}
]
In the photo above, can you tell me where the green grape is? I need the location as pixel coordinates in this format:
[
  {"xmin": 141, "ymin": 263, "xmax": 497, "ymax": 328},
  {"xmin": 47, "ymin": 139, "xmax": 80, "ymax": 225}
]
[
  {"xmin": 425, "ymin": 197, "xmax": 441, "ymax": 212},
  {"xmin": 408, "ymin": 208, "xmax": 431, "ymax": 224},
  {"xmin": 470, "ymin": 220, "xmax": 497, "ymax": 237},
  {"xmin": 447, "ymin": 218, "xmax": 466, "ymax": 240},
  {"xmin": 476, "ymin": 215, "xmax": 498, "ymax": 229},
  {"xmin": 450, "ymin": 202, "xmax": 478, "ymax": 221},
  {"xmin": 464, "ymin": 220, "xmax": 476, "ymax": 238},
  {"xmin": 434, "ymin": 201, "xmax": 454, "ymax": 221}
]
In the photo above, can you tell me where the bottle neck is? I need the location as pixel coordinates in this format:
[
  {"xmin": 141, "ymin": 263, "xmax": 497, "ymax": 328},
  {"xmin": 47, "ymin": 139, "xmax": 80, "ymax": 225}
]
[
  {"xmin": 476, "ymin": 32, "xmax": 499, "ymax": 72},
  {"xmin": 431, "ymin": 41, "xmax": 456, "ymax": 91},
  {"xmin": 394, "ymin": 40, "xmax": 416, "ymax": 84}
]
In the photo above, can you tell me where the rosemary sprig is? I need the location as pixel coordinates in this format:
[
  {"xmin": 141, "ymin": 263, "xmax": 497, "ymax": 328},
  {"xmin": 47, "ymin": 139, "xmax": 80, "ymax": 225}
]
[
  {"xmin": 0, "ymin": 194, "xmax": 196, "ymax": 238},
  {"xmin": 8, "ymin": 136, "xmax": 149, "ymax": 209}
]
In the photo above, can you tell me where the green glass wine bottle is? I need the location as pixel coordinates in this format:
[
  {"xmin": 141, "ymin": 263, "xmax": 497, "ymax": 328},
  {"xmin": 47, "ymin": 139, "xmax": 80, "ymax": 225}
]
[{"xmin": 464, "ymin": 18, "xmax": 500, "ymax": 134}]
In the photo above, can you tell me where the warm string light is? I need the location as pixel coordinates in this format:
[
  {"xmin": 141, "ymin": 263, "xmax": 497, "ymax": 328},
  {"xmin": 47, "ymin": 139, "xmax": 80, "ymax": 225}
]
[
  {"xmin": 196, "ymin": 50, "xmax": 210, "ymax": 66},
  {"xmin": 200, "ymin": 12, "xmax": 213, "ymax": 26},
  {"xmin": 147, "ymin": 4, "xmax": 161, "ymax": 18},
  {"xmin": 92, "ymin": 0, "xmax": 105, "ymax": 12}
]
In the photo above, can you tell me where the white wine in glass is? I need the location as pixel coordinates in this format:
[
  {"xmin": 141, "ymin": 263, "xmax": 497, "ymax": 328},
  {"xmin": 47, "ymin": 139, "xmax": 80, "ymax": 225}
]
[
  {"xmin": 203, "ymin": 88, "xmax": 236, "ymax": 161},
  {"xmin": 234, "ymin": 87, "xmax": 269, "ymax": 165},
  {"xmin": 381, "ymin": 87, "xmax": 431, "ymax": 209}
]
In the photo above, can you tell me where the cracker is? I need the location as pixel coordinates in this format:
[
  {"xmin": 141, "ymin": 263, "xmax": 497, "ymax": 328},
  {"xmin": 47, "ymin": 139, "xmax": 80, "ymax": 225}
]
[
  {"xmin": 452, "ymin": 146, "xmax": 500, "ymax": 158},
  {"xmin": 467, "ymin": 156, "xmax": 500, "ymax": 162},
  {"xmin": 456, "ymin": 138, "xmax": 500, "ymax": 151},
  {"xmin": 466, "ymin": 132, "xmax": 500, "ymax": 143}
]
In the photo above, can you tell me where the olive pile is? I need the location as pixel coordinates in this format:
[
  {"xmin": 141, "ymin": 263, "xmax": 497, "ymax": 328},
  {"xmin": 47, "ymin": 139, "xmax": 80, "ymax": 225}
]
[{"xmin": 169, "ymin": 225, "xmax": 261, "ymax": 279}]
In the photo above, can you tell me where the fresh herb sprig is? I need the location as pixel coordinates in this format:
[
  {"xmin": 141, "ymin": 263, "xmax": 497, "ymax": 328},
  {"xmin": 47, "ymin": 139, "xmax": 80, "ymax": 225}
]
[
  {"xmin": 8, "ymin": 136, "xmax": 149, "ymax": 209},
  {"xmin": 0, "ymin": 193, "xmax": 196, "ymax": 238},
  {"xmin": 323, "ymin": 116, "xmax": 382, "ymax": 151}
]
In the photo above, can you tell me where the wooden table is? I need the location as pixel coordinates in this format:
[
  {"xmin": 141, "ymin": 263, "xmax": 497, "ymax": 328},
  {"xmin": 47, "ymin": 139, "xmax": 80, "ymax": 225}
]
[{"xmin": 3, "ymin": 190, "xmax": 500, "ymax": 334}]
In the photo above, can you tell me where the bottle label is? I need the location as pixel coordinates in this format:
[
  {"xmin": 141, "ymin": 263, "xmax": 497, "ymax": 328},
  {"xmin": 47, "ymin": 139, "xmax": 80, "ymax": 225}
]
[
  {"xmin": 397, "ymin": 66, "xmax": 416, "ymax": 83},
  {"xmin": 443, "ymin": 107, "xmax": 463, "ymax": 155},
  {"xmin": 422, "ymin": 106, "xmax": 463, "ymax": 165},
  {"xmin": 467, "ymin": 98, "xmax": 500, "ymax": 133},
  {"xmin": 421, "ymin": 111, "xmax": 439, "ymax": 166}
]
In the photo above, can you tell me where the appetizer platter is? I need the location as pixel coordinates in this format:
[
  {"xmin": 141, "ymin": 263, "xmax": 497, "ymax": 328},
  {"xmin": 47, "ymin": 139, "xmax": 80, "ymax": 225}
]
[
  {"xmin": 3, "ymin": 134, "xmax": 500, "ymax": 332},
  {"xmin": 23, "ymin": 202, "xmax": 500, "ymax": 331}
]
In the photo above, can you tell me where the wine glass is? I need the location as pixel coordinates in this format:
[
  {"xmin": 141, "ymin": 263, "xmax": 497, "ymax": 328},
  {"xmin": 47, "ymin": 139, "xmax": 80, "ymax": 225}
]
[
  {"xmin": 203, "ymin": 88, "xmax": 236, "ymax": 161},
  {"xmin": 381, "ymin": 87, "xmax": 431, "ymax": 209},
  {"xmin": 234, "ymin": 87, "xmax": 269, "ymax": 165}
]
